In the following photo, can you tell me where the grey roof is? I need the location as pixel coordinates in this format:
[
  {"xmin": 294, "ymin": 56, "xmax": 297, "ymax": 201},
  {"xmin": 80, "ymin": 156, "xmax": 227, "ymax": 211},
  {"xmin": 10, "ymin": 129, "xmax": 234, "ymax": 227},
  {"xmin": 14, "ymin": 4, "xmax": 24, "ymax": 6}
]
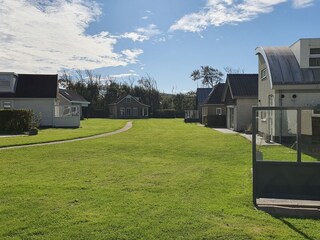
[
  {"xmin": 226, "ymin": 74, "xmax": 258, "ymax": 98},
  {"xmin": 0, "ymin": 74, "xmax": 58, "ymax": 98},
  {"xmin": 196, "ymin": 88, "xmax": 212, "ymax": 106},
  {"xmin": 59, "ymin": 89, "xmax": 90, "ymax": 104},
  {"xmin": 203, "ymin": 83, "xmax": 225, "ymax": 105},
  {"xmin": 109, "ymin": 94, "xmax": 150, "ymax": 107},
  {"xmin": 256, "ymin": 47, "xmax": 320, "ymax": 85}
]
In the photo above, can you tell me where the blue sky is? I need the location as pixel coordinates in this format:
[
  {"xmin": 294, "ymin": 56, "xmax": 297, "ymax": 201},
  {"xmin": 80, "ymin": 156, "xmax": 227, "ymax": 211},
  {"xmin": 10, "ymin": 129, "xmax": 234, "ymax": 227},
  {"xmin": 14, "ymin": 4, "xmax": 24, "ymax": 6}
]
[{"xmin": 1, "ymin": 0, "xmax": 320, "ymax": 93}]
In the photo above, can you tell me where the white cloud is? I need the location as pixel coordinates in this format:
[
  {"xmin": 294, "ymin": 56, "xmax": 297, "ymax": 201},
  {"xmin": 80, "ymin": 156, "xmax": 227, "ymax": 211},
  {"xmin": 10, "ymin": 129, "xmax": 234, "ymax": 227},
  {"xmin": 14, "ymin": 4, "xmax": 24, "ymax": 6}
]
[
  {"xmin": 0, "ymin": 0, "xmax": 142, "ymax": 73},
  {"xmin": 141, "ymin": 10, "xmax": 153, "ymax": 20},
  {"xmin": 292, "ymin": 0, "xmax": 313, "ymax": 8},
  {"xmin": 170, "ymin": 0, "xmax": 311, "ymax": 32},
  {"xmin": 120, "ymin": 24, "xmax": 161, "ymax": 42},
  {"xmin": 109, "ymin": 73, "xmax": 138, "ymax": 78},
  {"xmin": 121, "ymin": 49, "xmax": 144, "ymax": 64}
]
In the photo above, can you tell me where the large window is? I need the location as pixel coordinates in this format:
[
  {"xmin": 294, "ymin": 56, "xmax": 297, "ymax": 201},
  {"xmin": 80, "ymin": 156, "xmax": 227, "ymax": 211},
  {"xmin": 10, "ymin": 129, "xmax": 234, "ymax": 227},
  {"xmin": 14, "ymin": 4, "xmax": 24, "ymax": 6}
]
[
  {"xmin": 126, "ymin": 108, "xmax": 131, "ymax": 116},
  {"xmin": 310, "ymin": 48, "xmax": 320, "ymax": 54},
  {"xmin": 309, "ymin": 58, "xmax": 320, "ymax": 67}
]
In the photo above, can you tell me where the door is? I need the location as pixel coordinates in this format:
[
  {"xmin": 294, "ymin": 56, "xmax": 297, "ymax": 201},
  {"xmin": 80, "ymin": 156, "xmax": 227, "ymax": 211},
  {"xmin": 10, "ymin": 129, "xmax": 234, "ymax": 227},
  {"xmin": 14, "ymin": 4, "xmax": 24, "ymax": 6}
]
[{"xmin": 228, "ymin": 106, "xmax": 234, "ymax": 129}]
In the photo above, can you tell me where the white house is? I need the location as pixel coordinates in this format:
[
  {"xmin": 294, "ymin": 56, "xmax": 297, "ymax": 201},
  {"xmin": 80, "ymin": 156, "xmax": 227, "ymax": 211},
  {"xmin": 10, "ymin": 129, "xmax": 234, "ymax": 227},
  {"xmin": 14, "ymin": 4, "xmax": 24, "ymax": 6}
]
[
  {"xmin": 222, "ymin": 74, "xmax": 258, "ymax": 132},
  {"xmin": 0, "ymin": 72, "xmax": 86, "ymax": 128},
  {"xmin": 58, "ymin": 88, "xmax": 90, "ymax": 119},
  {"xmin": 256, "ymin": 38, "xmax": 320, "ymax": 142}
]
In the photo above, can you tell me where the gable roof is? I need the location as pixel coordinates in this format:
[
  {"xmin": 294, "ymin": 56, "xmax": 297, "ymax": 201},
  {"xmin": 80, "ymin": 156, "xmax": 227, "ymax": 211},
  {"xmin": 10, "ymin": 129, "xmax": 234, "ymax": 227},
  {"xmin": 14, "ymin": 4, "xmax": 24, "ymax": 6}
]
[
  {"xmin": 223, "ymin": 74, "xmax": 258, "ymax": 100},
  {"xmin": 203, "ymin": 83, "xmax": 225, "ymax": 105},
  {"xmin": 196, "ymin": 88, "xmax": 212, "ymax": 106},
  {"xmin": 256, "ymin": 46, "xmax": 320, "ymax": 86},
  {"xmin": 0, "ymin": 74, "xmax": 58, "ymax": 98},
  {"xmin": 59, "ymin": 89, "xmax": 90, "ymax": 104},
  {"xmin": 109, "ymin": 94, "xmax": 150, "ymax": 107}
]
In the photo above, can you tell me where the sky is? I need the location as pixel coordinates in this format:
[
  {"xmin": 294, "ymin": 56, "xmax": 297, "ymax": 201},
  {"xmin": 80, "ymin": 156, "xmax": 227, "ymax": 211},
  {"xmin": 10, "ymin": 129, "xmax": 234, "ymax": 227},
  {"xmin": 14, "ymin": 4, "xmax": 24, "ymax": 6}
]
[{"xmin": 1, "ymin": 0, "xmax": 320, "ymax": 93}]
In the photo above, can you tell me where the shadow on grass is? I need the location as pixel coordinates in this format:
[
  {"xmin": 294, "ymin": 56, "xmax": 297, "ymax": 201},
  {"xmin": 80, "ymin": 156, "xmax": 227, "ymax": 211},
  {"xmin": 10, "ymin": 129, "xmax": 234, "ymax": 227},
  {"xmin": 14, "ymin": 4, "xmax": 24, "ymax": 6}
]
[{"xmin": 278, "ymin": 218, "xmax": 315, "ymax": 240}]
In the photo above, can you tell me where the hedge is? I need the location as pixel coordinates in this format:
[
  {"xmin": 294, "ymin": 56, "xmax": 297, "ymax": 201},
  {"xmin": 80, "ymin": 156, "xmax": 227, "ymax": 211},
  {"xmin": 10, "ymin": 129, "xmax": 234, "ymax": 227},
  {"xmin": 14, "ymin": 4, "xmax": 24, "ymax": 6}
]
[
  {"xmin": 0, "ymin": 109, "xmax": 33, "ymax": 134},
  {"xmin": 203, "ymin": 115, "xmax": 226, "ymax": 128}
]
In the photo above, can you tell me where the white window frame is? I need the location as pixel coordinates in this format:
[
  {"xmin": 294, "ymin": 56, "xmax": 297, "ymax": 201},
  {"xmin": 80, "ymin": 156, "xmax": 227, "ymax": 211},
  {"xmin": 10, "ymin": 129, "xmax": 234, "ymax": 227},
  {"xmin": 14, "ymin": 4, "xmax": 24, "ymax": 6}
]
[
  {"xmin": 216, "ymin": 108, "xmax": 222, "ymax": 115},
  {"xmin": 261, "ymin": 68, "xmax": 267, "ymax": 80}
]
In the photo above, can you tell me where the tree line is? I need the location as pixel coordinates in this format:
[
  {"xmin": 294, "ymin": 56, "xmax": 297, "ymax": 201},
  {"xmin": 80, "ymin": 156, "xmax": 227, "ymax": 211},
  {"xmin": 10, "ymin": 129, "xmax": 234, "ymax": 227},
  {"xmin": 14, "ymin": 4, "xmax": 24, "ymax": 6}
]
[{"xmin": 59, "ymin": 70, "xmax": 196, "ymax": 118}]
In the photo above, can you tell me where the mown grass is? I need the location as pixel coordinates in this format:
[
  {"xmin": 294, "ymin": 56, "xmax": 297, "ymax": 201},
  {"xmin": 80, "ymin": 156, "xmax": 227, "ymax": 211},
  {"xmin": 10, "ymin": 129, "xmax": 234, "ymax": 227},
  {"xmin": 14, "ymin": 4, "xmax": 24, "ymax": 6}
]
[
  {"xmin": 0, "ymin": 118, "xmax": 127, "ymax": 148},
  {"xmin": 0, "ymin": 119, "xmax": 319, "ymax": 239}
]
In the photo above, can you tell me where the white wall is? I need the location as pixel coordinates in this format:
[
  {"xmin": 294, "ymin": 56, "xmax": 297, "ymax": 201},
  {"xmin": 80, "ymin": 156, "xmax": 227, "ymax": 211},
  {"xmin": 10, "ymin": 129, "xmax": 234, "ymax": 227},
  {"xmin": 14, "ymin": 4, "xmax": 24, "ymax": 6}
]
[
  {"xmin": 54, "ymin": 116, "xmax": 80, "ymax": 127},
  {"xmin": 235, "ymin": 98, "xmax": 258, "ymax": 131},
  {"xmin": 290, "ymin": 38, "xmax": 320, "ymax": 68},
  {"xmin": 1, "ymin": 98, "xmax": 55, "ymax": 126}
]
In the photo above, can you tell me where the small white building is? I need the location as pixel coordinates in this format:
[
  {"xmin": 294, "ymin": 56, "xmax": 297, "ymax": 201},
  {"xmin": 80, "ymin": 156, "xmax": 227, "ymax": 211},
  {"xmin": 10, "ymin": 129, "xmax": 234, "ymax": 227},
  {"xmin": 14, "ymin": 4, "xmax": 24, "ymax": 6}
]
[
  {"xmin": 0, "ymin": 72, "xmax": 87, "ymax": 128},
  {"xmin": 222, "ymin": 74, "xmax": 258, "ymax": 132},
  {"xmin": 256, "ymin": 38, "xmax": 320, "ymax": 142}
]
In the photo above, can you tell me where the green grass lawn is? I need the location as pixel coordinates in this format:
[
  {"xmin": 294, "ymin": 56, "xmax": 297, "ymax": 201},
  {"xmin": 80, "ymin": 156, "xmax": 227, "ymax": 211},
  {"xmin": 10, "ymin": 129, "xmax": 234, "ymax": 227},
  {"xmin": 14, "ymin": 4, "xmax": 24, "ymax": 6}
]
[
  {"xmin": 0, "ymin": 119, "xmax": 319, "ymax": 239},
  {"xmin": 0, "ymin": 118, "xmax": 128, "ymax": 148}
]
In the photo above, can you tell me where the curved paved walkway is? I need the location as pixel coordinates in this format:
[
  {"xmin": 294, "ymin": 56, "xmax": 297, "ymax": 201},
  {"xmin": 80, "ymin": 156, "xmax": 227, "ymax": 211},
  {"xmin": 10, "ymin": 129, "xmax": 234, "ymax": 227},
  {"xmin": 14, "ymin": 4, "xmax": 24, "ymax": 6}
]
[{"xmin": 0, "ymin": 121, "xmax": 132, "ymax": 151}]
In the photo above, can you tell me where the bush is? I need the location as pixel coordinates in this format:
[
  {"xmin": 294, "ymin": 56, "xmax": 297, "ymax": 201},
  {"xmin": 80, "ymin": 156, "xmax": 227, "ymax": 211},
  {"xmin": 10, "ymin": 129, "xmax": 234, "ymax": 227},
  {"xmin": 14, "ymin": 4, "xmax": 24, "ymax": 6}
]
[
  {"xmin": 203, "ymin": 115, "xmax": 226, "ymax": 128},
  {"xmin": 153, "ymin": 109, "xmax": 176, "ymax": 118},
  {"xmin": 0, "ymin": 109, "xmax": 33, "ymax": 134}
]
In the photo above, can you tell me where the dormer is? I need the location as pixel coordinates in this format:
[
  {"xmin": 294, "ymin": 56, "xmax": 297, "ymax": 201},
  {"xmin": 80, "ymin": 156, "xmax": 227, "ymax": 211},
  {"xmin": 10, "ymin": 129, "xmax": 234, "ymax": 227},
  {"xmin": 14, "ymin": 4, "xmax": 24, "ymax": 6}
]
[
  {"xmin": 290, "ymin": 38, "xmax": 320, "ymax": 68},
  {"xmin": 0, "ymin": 72, "xmax": 17, "ymax": 93}
]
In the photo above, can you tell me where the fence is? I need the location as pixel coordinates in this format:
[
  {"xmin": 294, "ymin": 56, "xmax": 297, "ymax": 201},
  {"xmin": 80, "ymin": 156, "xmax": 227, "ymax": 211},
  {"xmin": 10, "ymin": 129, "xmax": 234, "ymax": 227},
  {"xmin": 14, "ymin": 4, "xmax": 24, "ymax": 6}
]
[{"xmin": 252, "ymin": 106, "xmax": 320, "ymax": 207}]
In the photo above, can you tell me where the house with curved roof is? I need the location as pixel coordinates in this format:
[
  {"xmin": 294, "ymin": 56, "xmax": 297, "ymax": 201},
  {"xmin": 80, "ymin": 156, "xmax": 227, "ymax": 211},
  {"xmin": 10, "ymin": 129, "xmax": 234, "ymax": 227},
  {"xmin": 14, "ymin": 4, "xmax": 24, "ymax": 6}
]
[{"xmin": 256, "ymin": 38, "xmax": 320, "ymax": 142}]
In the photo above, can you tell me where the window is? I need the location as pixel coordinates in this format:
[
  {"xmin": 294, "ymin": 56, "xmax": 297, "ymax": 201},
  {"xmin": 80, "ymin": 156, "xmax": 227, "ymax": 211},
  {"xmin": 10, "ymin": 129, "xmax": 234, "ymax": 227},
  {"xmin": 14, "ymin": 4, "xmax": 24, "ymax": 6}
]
[
  {"xmin": 3, "ymin": 101, "xmax": 12, "ymax": 109},
  {"xmin": 126, "ymin": 97, "xmax": 131, "ymax": 103},
  {"xmin": 216, "ymin": 108, "xmax": 222, "ymax": 115},
  {"xmin": 309, "ymin": 58, "xmax": 320, "ymax": 67},
  {"xmin": 313, "ymin": 109, "xmax": 320, "ymax": 115},
  {"xmin": 120, "ymin": 107, "xmax": 125, "ymax": 116},
  {"xmin": 310, "ymin": 48, "xmax": 320, "ymax": 54},
  {"xmin": 261, "ymin": 68, "xmax": 267, "ymax": 80},
  {"xmin": 126, "ymin": 108, "xmax": 131, "ymax": 116}
]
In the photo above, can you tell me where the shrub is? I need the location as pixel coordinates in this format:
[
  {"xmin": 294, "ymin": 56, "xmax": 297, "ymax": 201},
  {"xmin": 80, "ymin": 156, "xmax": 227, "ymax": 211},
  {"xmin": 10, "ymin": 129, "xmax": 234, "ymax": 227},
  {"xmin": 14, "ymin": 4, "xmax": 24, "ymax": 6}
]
[
  {"xmin": 0, "ymin": 109, "xmax": 33, "ymax": 134},
  {"xmin": 153, "ymin": 109, "xmax": 176, "ymax": 118}
]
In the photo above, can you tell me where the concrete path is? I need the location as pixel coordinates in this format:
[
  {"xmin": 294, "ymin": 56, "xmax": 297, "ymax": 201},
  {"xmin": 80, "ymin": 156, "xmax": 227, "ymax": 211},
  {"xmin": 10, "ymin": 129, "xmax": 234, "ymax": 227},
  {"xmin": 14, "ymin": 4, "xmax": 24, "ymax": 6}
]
[
  {"xmin": 0, "ymin": 121, "xmax": 132, "ymax": 151},
  {"xmin": 213, "ymin": 128, "xmax": 237, "ymax": 134},
  {"xmin": 212, "ymin": 128, "xmax": 279, "ymax": 146}
]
